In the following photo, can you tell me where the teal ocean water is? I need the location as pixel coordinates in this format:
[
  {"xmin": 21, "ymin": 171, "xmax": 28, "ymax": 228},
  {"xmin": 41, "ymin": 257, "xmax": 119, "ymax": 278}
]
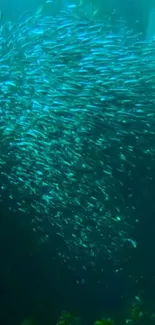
[{"xmin": 0, "ymin": 1, "xmax": 155, "ymax": 325}]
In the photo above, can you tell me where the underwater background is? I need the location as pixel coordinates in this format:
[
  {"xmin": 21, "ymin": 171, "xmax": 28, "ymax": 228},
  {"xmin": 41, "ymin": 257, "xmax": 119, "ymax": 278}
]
[{"xmin": 0, "ymin": 1, "xmax": 155, "ymax": 325}]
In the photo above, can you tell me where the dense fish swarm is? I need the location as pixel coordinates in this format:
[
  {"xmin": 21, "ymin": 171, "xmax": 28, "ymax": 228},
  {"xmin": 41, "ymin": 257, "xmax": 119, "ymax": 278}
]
[{"xmin": 0, "ymin": 8, "xmax": 155, "ymax": 272}]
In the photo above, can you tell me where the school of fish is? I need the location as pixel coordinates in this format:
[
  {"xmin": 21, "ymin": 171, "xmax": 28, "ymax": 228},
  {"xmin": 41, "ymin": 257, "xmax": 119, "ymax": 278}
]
[{"xmin": 0, "ymin": 6, "xmax": 155, "ymax": 273}]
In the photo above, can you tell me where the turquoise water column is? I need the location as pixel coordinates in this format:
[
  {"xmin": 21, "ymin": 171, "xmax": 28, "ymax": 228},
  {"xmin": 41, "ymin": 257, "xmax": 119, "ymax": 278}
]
[{"xmin": 147, "ymin": 6, "xmax": 155, "ymax": 40}]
